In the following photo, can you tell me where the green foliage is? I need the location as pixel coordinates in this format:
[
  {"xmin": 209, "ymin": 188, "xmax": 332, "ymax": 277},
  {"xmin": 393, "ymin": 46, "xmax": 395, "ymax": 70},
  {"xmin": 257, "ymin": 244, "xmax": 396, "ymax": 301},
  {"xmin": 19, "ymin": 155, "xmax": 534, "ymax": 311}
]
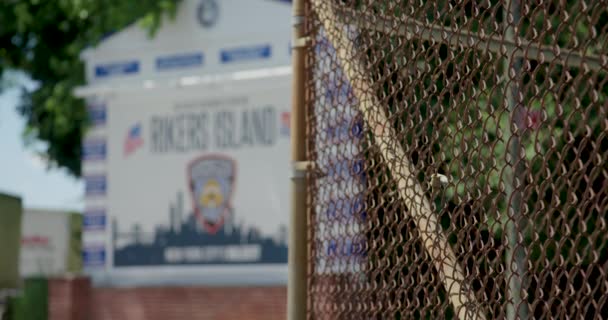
[
  {"xmin": 67, "ymin": 212, "xmax": 83, "ymax": 273},
  {"xmin": 3, "ymin": 278, "xmax": 48, "ymax": 320},
  {"xmin": 0, "ymin": 0, "xmax": 182, "ymax": 177},
  {"xmin": 0, "ymin": 193, "xmax": 22, "ymax": 290}
]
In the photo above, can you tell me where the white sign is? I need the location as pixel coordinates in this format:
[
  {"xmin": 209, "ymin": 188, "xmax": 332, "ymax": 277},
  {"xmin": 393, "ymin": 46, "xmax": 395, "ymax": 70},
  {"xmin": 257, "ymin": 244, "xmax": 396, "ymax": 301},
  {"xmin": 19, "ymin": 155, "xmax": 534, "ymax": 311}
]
[
  {"xmin": 110, "ymin": 75, "xmax": 290, "ymax": 262},
  {"xmin": 80, "ymin": 0, "xmax": 292, "ymax": 88},
  {"xmin": 77, "ymin": 0, "xmax": 293, "ymax": 286},
  {"xmin": 19, "ymin": 209, "xmax": 70, "ymax": 277},
  {"xmin": 80, "ymin": 73, "xmax": 292, "ymax": 285}
]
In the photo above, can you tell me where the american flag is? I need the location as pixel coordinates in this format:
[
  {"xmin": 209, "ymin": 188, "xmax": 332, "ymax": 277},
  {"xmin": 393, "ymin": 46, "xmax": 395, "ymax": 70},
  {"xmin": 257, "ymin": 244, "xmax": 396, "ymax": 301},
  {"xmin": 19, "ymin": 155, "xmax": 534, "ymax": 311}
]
[
  {"xmin": 124, "ymin": 123, "xmax": 143, "ymax": 156},
  {"xmin": 280, "ymin": 112, "xmax": 290, "ymax": 137}
]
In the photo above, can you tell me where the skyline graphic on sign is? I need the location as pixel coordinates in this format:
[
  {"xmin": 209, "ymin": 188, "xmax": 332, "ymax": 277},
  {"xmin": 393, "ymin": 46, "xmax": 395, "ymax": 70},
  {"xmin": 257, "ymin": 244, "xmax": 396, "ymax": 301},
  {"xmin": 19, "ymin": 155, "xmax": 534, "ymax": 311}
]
[{"xmin": 112, "ymin": 190, "xmax": 288, "ymax": 266}]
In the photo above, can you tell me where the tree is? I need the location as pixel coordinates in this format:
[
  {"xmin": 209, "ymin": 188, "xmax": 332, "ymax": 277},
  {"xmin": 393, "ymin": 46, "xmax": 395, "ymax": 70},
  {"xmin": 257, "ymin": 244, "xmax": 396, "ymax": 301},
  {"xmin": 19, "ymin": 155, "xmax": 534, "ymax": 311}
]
[{"xmin": 0, "ymin": 0, "xmax": 182, "ymax": 177}]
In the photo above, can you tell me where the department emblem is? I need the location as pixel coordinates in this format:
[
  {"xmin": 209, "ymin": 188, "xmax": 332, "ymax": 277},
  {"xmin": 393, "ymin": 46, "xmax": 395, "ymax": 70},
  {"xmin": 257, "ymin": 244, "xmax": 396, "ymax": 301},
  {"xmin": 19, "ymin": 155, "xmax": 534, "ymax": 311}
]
[
  {"xmin": 187, "ymin": 155, "xmax": 236, "ymax": 234},
  {"xmin": 197, "ymin": 0, "xmax": 219, "ymax": 28}
]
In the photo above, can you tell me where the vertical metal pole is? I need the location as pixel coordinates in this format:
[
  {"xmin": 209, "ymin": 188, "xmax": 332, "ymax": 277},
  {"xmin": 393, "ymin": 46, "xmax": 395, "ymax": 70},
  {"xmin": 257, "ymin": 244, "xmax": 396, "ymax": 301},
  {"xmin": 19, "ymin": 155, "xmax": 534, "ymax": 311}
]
[
  {"xmin": 503, "ymin": 0, "xmax": 529, "ymax": 319},
  {"xmin": 288, "ymin": 0, "xmax": 307, "ymax": 319}
]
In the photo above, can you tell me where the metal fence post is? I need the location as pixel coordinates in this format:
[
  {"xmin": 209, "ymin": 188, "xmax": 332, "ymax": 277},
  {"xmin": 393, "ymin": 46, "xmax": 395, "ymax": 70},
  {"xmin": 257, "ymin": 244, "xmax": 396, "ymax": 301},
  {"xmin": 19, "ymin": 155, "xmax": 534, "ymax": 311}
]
[{"xmin": 288, "ymin": 0, "xmax": 308, "ymax": 319}]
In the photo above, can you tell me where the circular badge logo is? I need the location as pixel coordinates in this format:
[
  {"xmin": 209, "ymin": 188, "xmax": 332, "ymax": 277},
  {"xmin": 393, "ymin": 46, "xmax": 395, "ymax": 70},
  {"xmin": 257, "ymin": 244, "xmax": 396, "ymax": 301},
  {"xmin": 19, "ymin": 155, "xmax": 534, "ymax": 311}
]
[{"xmin": 197, "ymin": 0, "xmax": 219, "ymax": 28}]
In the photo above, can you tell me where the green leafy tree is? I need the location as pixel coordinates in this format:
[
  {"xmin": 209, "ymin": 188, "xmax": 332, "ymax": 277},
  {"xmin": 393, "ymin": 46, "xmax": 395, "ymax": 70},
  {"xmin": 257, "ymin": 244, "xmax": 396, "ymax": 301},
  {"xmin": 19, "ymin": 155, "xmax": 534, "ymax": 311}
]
[{"xmin": 0, "ymin": 0, "xmax": 182, "ymax": 177}]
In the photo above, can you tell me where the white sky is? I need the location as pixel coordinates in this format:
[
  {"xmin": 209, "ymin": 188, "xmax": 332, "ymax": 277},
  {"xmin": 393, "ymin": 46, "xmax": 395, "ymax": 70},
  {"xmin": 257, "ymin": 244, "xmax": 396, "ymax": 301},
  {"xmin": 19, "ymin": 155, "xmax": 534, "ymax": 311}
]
[{"xmin": 0, "ymin": 75, "xmax": 84, "ymax": 212}]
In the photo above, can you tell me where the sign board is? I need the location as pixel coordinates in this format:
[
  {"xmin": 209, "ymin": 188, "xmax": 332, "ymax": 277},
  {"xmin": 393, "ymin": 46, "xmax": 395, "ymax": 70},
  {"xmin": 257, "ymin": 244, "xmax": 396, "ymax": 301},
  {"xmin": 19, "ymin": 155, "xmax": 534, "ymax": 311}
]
[
  {"xmin": 0, "ymin": 193, "xmax": 22, "ymax": 289},
  {"xmin": 77, "ymin": 0, "xmax": 293, "ymax": 286},
  {"xmin": 19, "ymin": 209, "xmax": 75, "ymax": 277},
  {"xmin": 81, "ymin": 74, "xmax": 291, "ymax": 286},
  {"xmin": 79, "ymin": 0, "xmax": 292, "ymax": 88}
]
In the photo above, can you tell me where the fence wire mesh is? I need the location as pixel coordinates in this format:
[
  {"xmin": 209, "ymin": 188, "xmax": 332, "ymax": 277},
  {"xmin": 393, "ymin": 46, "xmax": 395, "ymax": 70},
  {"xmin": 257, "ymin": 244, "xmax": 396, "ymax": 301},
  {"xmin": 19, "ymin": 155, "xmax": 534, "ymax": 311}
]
[{"xmin": 303, "ymin": 1, "xmax": 608, "ymax": 319}]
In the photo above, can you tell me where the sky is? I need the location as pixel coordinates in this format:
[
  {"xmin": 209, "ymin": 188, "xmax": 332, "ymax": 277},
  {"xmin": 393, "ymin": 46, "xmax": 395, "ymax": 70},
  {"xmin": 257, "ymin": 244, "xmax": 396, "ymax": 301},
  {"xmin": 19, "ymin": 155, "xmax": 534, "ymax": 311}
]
[{"xmin": 0, "ymin": 75, "xmax": 84, "ymax": 212}]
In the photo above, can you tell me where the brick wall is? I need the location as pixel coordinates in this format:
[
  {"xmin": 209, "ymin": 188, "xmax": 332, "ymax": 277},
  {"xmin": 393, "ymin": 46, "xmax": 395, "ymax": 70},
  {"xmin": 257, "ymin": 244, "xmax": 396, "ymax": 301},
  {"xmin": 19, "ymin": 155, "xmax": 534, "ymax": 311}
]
[
  {"xmin": 48, "ymin": 277, "xmax": 287, "ymax": 320},
  {"xmin": 48, "ymin": 276, "xmax": 91, "ymax": 320}
]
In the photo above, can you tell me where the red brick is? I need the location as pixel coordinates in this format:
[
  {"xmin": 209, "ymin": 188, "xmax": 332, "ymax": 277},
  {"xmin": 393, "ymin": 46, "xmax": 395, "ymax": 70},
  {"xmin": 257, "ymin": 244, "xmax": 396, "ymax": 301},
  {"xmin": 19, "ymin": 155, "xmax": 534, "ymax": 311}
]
[
  {"xmin": 48, "ymin": 276, "xmax": 92, "ymax": 320},
  {"xmin": 48, "ymin": 276, "xmax": 287, "ymax": 320}
]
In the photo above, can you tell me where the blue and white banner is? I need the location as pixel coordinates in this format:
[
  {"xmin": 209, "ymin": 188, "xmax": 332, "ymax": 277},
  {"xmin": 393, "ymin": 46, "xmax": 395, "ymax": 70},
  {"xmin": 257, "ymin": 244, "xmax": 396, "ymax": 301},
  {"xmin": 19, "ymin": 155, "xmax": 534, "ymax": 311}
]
[
  {"xmin": 82, "ymin": 139, "xmax": 107, "ymax": 161},
  {"xmin": 83, "ymin": 209, "xmax": 107, "ymax": 231},
  {"xmin": 156, "ymin": 52, "xmax": 204, "ymax": 71},
  {"xmin": 87, "ymin": 102, "xmax": 107, "ymax": 127},
  {"xmin": 83, "ymin": 245, "xmax": 106, "ymax": 266},
  {"xmin": 95, "ymin": 60, "xmax": 139, "ymax": 78},
  {"xmin": 85, "ymin": 175, "xmax": 107, "ymax": 196},
  {"xmin": 220, "ymin": 44, "xmax": 271, "ymax": 63},
  {"xmin": 313, "ymin": 27, "xmax": 367, "ymax": 275}
]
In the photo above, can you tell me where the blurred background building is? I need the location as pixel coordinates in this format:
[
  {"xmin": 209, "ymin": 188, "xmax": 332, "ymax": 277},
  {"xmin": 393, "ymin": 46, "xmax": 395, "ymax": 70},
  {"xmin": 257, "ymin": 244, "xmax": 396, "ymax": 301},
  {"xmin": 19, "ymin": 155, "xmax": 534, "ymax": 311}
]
[{"xmin": 1, "ymin": 0, "xmax": 293, "ymax": 319}]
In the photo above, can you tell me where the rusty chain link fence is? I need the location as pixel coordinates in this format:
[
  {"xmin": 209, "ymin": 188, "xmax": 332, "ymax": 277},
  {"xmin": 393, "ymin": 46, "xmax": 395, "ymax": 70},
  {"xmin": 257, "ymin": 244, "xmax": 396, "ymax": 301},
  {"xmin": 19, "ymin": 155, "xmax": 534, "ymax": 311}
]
[{"xmin": 302, "ymin": 0, "xmax": 608, "ymax": 319}]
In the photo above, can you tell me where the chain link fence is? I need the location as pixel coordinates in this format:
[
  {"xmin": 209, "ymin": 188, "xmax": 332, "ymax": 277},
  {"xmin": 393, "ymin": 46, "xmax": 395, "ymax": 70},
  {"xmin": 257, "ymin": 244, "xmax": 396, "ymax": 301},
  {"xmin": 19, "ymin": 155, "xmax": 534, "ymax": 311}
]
[{"xmin": 303, "ymin": 0, "xmax": 608, "ymax": 319}]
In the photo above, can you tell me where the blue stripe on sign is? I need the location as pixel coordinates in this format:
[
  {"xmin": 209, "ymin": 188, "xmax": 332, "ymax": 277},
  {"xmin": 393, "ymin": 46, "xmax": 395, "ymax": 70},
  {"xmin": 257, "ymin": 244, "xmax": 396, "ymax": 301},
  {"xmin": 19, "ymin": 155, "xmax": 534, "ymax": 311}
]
[
  {"xmin": 83, "ymin": 211, "xmax": 106, "ymax": 231},
  {"xmin": 220, "ymin": 44, "xmax": 271, "ymax": 63},
  {"xmin": 83, "ymin": 246, "xmax": 106, "ymax": 266},
  {"xmin": 95, "ymin": 60, "xmax": 139, "ymax": 78},
  {"xmin": 88, "ymin": 106, "xmax": 106, "ymax": 126},
  {"xmin": 85, "ymin": 175, "xmax": 106, "ymax": 196},
  {"xmin": 325, "ymin": 237, "xmax": 367, "ymax": 258},
  {"xmin": 82, "ymin": 139, "xmax": 106, "ymax": 161},
  {"xmin": 156, "ymin": 52, "xmax": 203, "ymax": 71}
]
